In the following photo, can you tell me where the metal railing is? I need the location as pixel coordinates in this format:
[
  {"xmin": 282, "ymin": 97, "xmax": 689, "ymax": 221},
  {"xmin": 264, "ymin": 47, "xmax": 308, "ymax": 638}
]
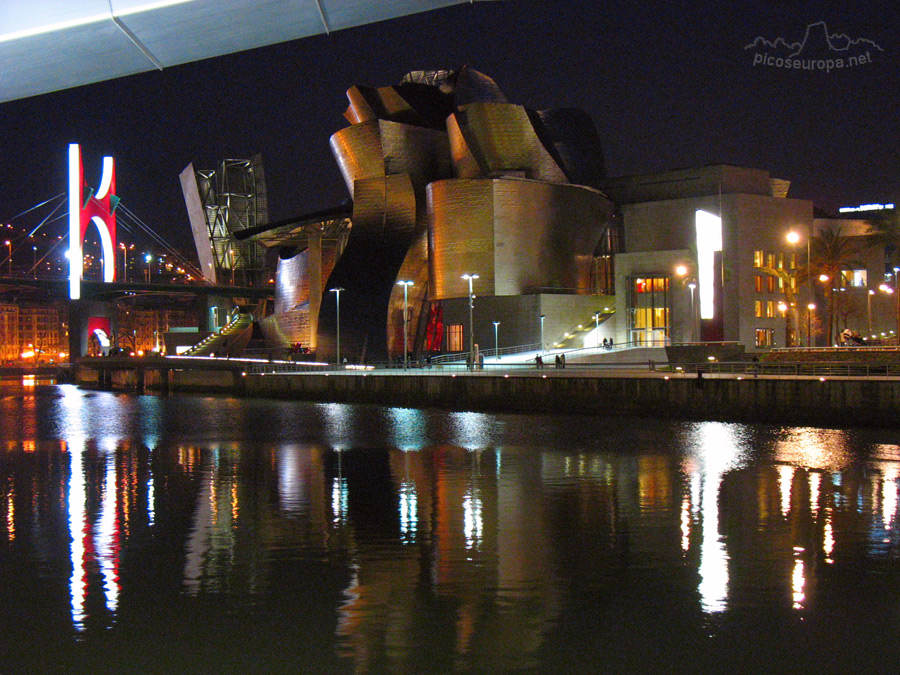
[{"xmin": 242, "ymin": 358, "xmax": 900, "ymax": 378}]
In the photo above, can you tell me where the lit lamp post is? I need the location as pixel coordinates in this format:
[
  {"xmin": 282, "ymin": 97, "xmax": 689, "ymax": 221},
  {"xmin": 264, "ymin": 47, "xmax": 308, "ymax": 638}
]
[
  {"xmin": 807, "ymin": 303, "xmax": 816, "ymax": 346},
  {"xmin": 540, "ymin": 314, "xmax": 546, "ymax": 354},
  {"xmin": 4, "ymin": 240, "xmax": 10, "ymax": 274},
  {"xmin": 493, "ymin": 321, "xmax": 500, "ymax": 360},
  {"xmin": 895, "ymin": 267, "xmax": 900, "ymax": 344},
  {"xmin": 868, "ymin": 289, "xmax": 874, "ymax": 338},
  {"xmin": 330, "ymin": 287, "xmax": 344, "ymax": 368},
  {"xmin": 778, "ymin": 301, "xmax": 789, "ymax": 347},
  {"xmin": 688, "ymin": 282, "xmax": 697, "ymax": 342},
  {"xmin": 144, "ymin": 253, "xmax": 152, "ymax": 283},
  {"xmin": 119, "ymin": 243, "xmax": 127, "ymax": 282},
  {"xmin": 461, "ymin": 273, "xmax": 479, "ymax": 366},
  {"xmin": 397, "ymin": 280, "xmax": 414, "ymax": 369},
  {"xmin": 593, "ymin": 311, "xmax": 600, "ymax": 347},
  {"xmin": 787, "ymin": 229, "xmax": 813, "ymax": 346},
  {"xmin": 32, "ymin": 245, "xmax": 37, "ymax": 278}
]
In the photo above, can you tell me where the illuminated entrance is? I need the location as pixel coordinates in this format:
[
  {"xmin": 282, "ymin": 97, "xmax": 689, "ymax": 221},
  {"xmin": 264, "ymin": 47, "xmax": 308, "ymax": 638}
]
[{"xmin": 627, "ymin": 276, "xmax": 669, "ymax": 345}]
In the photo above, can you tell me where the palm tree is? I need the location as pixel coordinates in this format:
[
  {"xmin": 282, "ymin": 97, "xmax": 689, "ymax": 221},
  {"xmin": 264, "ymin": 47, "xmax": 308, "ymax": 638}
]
[
  {"xmin": 759, "ymin": 265, "xmax": 806, "ymax": 347},
  {"xmin": 811, "ymin": 225, "xmax": 863, "ymax": 346}
]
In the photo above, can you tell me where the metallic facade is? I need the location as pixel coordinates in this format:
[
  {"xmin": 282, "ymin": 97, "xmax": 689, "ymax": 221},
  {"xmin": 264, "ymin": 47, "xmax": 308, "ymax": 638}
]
[
  {"xmin": 180, "ymin": 155, "xmax": 268, "ymax": 286},
  {"xmin": 266, "ymin": 66, "xmax": 613, "ymax": 362}
]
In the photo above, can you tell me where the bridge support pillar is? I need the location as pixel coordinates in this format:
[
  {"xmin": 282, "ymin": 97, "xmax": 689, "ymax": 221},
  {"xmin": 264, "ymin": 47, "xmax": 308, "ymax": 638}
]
[{"xmin": 69, "ymin": 300, "xmax": 116, "ymax": 358}]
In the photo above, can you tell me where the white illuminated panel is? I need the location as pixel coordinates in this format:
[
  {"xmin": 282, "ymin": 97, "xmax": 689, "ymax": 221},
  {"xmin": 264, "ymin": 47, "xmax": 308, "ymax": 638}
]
[
  {"xmin": 95, "ymin": 157, "xmax": 114, "ymax": 199},
  {"xmin": 0, "ymin": 0, "xmax": 195, "ymax": 43},
  {"xmin": 695, "ymin": 209, "xmax": 722, "ymax": 320},
  {"xmin": 68, "ymin": 144, "xmax": 82, "ymax": 300},
  {"xmin": 838, "ymin": 203, "xmax": 894, "ymax": 213}
]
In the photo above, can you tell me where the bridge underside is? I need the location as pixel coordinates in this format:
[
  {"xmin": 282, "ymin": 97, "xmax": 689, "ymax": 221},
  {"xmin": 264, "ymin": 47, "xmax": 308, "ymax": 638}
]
[{"xmin": 0, "ymin": 0, "xmax": 489, "ymax": 103}]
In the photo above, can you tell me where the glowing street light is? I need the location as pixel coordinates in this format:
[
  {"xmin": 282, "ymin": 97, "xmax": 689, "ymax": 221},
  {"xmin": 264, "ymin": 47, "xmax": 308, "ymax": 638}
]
[
  {"xmin": 787, "ymin": 229, "xmax": 812, "ymax": 346},
  {"xmin": 330, "ymin": 287, "xmax": 344, "ymax": 367},
  {"xmin": 493, "ymin": 321, "xmax": 500, "ymax": 360},
  {"xmin": 4, "ymin": 240, "xmax": 10, "ymax": 274},
  {"xmin": 807, "ymin": 302, "xmax": 816, "ymax": 346},
  {"xmin": 461, "ymin": 273, "xmax": 479, "ymax": 366},
  {"xmin": 687, "ymin": 282, "xmax": 697, "ymax": 341},
  {"xmin": 144, "ymin": 253, "xmax": 152, "ymax": 282},
  {"xmin": 540, "ymin": 314, "xmax": 546, "ymax": 354},
  {"xmin": 397, "ymin": 280, "xmax": 414, "ymax": 369}
]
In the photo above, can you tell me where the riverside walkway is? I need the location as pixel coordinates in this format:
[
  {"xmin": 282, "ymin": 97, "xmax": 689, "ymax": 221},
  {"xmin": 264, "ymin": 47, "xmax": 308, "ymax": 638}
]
[{"xmin": 75, "ymin": 348, "xmax": 900, "ymax": 428}]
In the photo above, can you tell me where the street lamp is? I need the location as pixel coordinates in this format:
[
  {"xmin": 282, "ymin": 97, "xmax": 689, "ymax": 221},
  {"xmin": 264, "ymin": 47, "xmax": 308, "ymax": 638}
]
[
  {"xmin": 493, "ymin": 321, "xmax": 500, "ymax": 360},
  {"xmin": 540, "ymin": 314, "xmax": 546, "ymax": 354},
  {"xmin": 868, "ymin": 289, "xmax": 875, "ymax": 338},
  {"xmin": 807, "ymin": 303, "xmax": 816, "ymax": 346},
  {"xmin": 593, "ymin": 311, "xmax": 601, "ymax": 347},
  {"xmin": 4, "ymin": 240, "xmax": 10, "ymax": 274},
  {"xmin": 32, "ymin": 245, "xmax": 37, "ymax": 278},
  {"xmin": 777, "ymin": 301, "xmax": 789, "ymax": 347},
  {"xmin": 330, "ymin": 287, "xmax": 344, "ymax": 367},
  {"xmin": 229, "ymin": 249, "xmax": 236, "ymax": 285},
  {"xmin": 687, "ymin": 282, "xmax": 697, "ymax": 342},
  {"xmin": 397, "ymin": 280, "xmax": 414, "ymax": 369},
  {"xmin": 144, "ymin": 253, "xmax": 152, "ymax": 283},
  {"xmin": 461, "ymin": 273, "xmax": 479, "ymax": 366},
  {"xmin": 787, "ymin": 229, "xmax": 813, "ymax": 346},
  {"xmin": 119, "ymin": 243, "xmax": 128, "ymax": 282}
]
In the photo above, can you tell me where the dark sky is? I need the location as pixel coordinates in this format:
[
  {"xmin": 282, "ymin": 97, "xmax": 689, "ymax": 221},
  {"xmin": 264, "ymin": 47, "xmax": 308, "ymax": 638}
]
[{"xmin": 1, "ymin": 0, "xmax": 898, "ymax": 254}]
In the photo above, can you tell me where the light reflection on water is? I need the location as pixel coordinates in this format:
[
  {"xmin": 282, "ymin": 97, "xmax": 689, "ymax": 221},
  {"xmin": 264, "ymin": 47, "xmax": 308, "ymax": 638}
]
[{"xmin": 2, "ymin": 385, "xmax": 900, "ymax": 672}]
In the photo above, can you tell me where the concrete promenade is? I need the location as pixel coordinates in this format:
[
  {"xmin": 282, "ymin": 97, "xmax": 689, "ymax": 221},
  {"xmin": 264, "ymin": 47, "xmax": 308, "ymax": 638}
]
[{"xmin": 74, "ymin": 353, "xmax": 900, "ymax": 428}]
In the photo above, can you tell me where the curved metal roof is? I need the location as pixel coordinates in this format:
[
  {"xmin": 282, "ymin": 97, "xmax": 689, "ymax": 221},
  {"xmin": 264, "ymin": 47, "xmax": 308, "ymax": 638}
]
[{"xmin": 0, "ymin": 0, "xmax": 488, "ymax": 103}]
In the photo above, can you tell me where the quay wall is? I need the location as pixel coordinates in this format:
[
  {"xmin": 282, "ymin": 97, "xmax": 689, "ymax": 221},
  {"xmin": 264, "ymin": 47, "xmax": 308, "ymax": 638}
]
[
  {"xmin": 74, "ymin": 359, "xmax": 900, "ymax": 427},
  {"xmin": 245, "ymin": 373, "xmax": 900, "ymax": 428}
]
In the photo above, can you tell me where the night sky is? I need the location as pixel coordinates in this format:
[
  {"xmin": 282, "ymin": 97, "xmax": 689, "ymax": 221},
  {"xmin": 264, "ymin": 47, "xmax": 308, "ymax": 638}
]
[{"xmin": 0, "ymin": 0, "xmax": 898, "ymax": 255}]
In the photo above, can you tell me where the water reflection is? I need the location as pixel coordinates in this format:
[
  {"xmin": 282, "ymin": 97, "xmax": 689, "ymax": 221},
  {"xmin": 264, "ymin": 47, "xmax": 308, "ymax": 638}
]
[{"xmin": 4, "ymin": 387, "xmax": 900, "ymax": 673}]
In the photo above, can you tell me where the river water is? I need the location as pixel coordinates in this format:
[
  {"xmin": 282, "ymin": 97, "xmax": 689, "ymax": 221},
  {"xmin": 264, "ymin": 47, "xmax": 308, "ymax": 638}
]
[{"xmin": 2, "ymin": 380, "xmax": 900, "ymax": 674}]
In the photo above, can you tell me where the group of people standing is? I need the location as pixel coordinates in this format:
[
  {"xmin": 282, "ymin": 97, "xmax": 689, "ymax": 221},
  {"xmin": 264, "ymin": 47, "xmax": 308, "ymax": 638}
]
[{"xmin": 534, "ymin": 353, "xmax": 566, "ymax": 368}]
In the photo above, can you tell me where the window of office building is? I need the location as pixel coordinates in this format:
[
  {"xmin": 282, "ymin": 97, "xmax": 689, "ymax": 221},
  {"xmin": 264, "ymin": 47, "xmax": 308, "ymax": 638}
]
[
  {"xmin": 755, "ymin": 275, "xmax": 764, "ymax": 293},
  {"xmin": 845, "ymin": 269, "xmax": 867, "ymax": 288},
  {"xmin": 447, "ymin": 324, "xmax": 464, "ymax": 353},
  {"xmin": 755, "ymin": 300, "xmax": 763, "ymax": 318},
  {"xmin": 755, "ymin": 328, "xmax": 774, "ymax": 347},
  {"xmin": 768, "ymin": 276, "xmax": 777, "ymax": 293},
  {"xmin": 754, "ymin": 250, "xmax": 764, "ymax": 268},
  {"xmin": 766, "ymin": 300, "xmax": 775, "ymax": 318},
  {"xmin": 627, "ymin": 276, "xmax": 669, "ymax": 345}
]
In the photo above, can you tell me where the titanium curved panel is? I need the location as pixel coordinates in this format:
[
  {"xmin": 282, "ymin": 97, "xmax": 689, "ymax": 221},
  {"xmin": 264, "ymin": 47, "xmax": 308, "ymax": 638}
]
[
  {"xmin": 446, "ymin": 113, "xmax": 481, "ymax": 179},
  {"xmin": 379, "ymin": 120, "xmax": 453, "ymax": 192},
  {"xmin": 387, "ymin": 230, "xmax": 430, "ymax": 359},
  {"xmin": 344, "ymin": 86, "xmax": 377, "ymax": 125},
  {"xmin": 533, "ymin": 108, "xmax": 606, "ymax": 189},
  {"xmin": 429, "ymin": 178, "xmax": 613, "ymax": 300},
  {"xmin": 452, "ymin": 104, "xmax": 568, "ymax": 184},
  {"xmin": 330, "ymin": 122, "xmax": 385, "ymax": 197},
  {"xmin": 428, "ymin": 179, "xmax": 496, "ymax": 301},
  {"xmin": 492, "ymin": 179, "xmax": 611, "ymax": 294},
  {"xmin": 316, "ymin": 174, "xmax": 417, "ymax": 363},
  {"xmin": 274, "ymin": 249, "xmax": 308, "ymax": 315}
]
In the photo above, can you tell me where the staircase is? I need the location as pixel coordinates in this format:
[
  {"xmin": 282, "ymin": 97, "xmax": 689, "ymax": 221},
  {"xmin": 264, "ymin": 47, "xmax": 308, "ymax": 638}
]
[{"xmin": 183, "ymin": 310, "xmax": 254, "ymax": 357}]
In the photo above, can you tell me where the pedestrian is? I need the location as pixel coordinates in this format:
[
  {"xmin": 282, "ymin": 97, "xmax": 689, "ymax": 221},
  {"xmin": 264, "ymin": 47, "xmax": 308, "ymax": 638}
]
[
  {"xmin": 560, "ymin": 353, "xmax": 566, "ymax": 369},
  {"xmin": 536, "ymin": 354, "xmax": 543, "ymax": 369},
  {"xmin": 555, "ymin": 354, "xmax": 561, "ymax": 368}
]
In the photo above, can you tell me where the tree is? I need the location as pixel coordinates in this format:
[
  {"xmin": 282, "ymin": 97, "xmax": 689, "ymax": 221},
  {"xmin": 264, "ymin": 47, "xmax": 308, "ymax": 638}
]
[{"xmin": 811, "ymin": 225, "xmax": 864, "ymax": 346}]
